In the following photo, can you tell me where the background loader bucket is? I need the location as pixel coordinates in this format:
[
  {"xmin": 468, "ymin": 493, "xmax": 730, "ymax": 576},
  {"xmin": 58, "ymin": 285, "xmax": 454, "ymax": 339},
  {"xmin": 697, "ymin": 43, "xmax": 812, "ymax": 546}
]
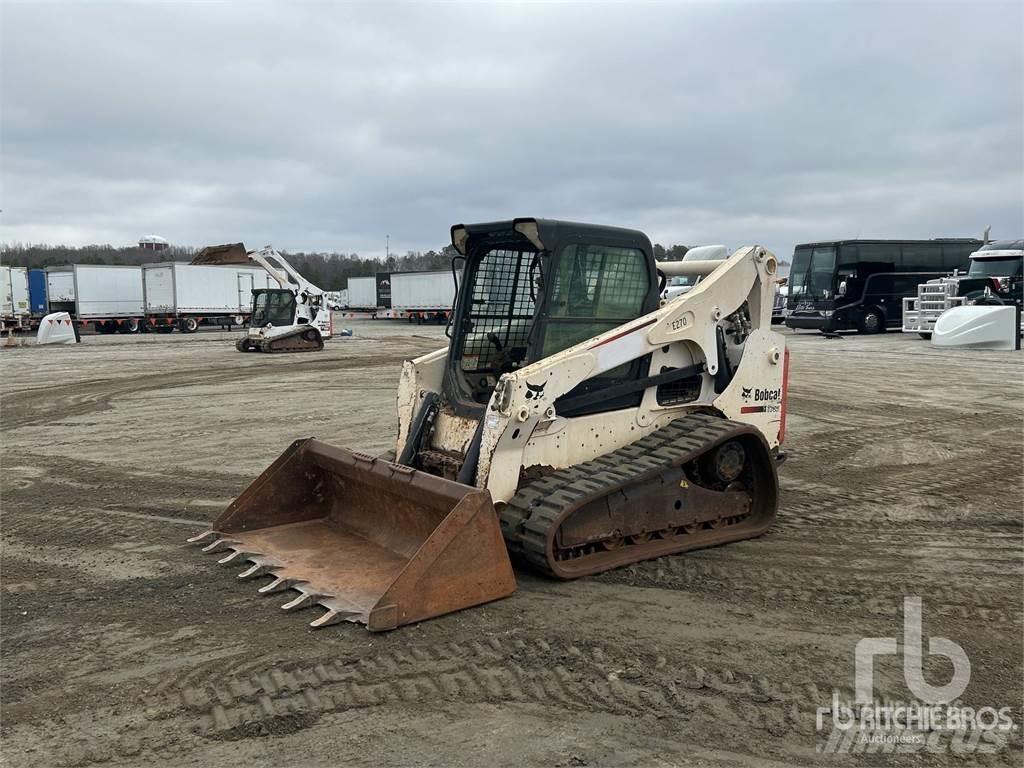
[
  {"xmin": 188, "ymin": 439, "xmax": 516, "ymax": 630},
  {"xmin": 190, "ymin": 242, "xmax": 249, "ymax": 266}
]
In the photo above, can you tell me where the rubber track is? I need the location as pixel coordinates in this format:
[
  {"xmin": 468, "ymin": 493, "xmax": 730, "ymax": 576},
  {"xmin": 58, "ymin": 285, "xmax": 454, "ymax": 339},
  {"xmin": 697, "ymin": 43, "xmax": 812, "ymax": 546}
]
[
  {"xmin": 500, "ymin": 413, "xmax": 755, "ymax": 575},
  {"xmin": 261, "ymin": 328, "xmax": 324, "ymax": 353}
]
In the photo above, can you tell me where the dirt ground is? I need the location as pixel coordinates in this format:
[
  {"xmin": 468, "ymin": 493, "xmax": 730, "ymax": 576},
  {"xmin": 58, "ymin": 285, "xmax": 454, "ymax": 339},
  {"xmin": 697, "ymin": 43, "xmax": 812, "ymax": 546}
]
[{"xmin": 1, "ymin": 320, "xmax": 1021, "ymax": 767}]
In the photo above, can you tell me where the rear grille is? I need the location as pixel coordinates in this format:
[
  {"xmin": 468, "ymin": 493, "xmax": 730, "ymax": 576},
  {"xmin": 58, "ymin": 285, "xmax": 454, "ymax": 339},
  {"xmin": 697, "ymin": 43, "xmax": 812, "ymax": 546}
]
[{"xmin": 656, "ymin": 369, "xmax": 702, "ymax": 406}]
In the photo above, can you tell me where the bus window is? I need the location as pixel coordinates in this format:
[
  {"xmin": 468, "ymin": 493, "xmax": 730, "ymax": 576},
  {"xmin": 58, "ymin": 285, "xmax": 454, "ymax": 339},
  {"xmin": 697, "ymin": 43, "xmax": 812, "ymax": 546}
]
[
  {"xmin": 943, "ymin": 243, "xmax": 974, "ymax": 271},
  {"xmin": 858, "ymin": 243, "xmax": 901, "ymax": 267},
  {"xmin": 837, "ymin": 244, "xmax": 859, "ymax": 265},
  {"xmin": 901, "ymin": 243, "xmax": 940, "ymax": 271},
  {"xmin": 835, "ymin": 244, "xmax": 860, "ymax": 297}
]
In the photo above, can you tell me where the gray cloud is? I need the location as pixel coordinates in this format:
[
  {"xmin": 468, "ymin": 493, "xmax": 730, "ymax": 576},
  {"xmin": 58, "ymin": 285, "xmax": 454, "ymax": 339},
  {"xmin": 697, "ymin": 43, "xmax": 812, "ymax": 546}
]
[{"xmin": 2, "ymin": 1, "xmax": 1021, "ymax": 260}]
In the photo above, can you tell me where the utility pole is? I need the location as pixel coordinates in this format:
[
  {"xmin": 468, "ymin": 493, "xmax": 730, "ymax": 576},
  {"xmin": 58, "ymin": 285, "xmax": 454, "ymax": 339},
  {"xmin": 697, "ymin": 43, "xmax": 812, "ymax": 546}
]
[{"xmin": 386, "ymin": 235, "xmax": 390, "ymax": 260}]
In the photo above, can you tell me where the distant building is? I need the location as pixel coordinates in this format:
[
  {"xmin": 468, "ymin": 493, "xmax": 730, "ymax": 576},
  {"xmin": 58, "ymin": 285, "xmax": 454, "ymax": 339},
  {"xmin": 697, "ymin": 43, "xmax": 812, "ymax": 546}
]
[{"xmin": 139, "ymin": 235, "xmax": 169, "ymax": 251}]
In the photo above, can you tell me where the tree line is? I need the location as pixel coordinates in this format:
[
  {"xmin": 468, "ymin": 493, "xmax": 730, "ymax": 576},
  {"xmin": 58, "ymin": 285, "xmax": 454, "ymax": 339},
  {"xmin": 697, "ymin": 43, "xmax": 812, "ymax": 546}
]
[{"xmin": 1, "ymin": 240, "xmax": 691, "ymax": 291}]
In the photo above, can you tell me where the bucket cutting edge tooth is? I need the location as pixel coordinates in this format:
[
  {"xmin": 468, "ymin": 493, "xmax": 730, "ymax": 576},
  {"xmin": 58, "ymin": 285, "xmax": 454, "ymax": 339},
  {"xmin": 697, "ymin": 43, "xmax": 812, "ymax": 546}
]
[
  {"xmin": 186, "ymin": 531, "xmax": 217, "ymax": 545},
  {"xmin": 202, "ymin": 538, "xmax": 241, "ymax": 554},
  {"xmin": 217, "ymin": 549, "xmax": 255, "ymax": 565},
  {"xmin": 238, "ymin": 561, "xmax": 277, "ymax": 580},
  {"xmin": 258, "ymin": 576, "xmax": 299, "ymax": 594},
  {"xmin": 281, "ymin": 590, "xmax": 326, "ymax": 612},
  {"xmin": 310, "ymin": 608, "xmax": 359, "ymax": 629}
]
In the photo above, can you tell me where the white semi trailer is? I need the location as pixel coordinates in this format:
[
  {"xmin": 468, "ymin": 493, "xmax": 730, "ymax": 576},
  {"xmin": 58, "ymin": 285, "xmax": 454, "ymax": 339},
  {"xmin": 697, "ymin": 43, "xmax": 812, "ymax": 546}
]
[
  {"xmin": 142, "ymin": 262, "xmax": 274, "ymax": 332},
  {"xmin": 390, "ymin": 269, "xmax": 459, "ymax": 323},
  {"xmin": 1, "ymin": 266, "xmax": 30, "ymax": 330},
  {"xmin": 346, "ymin": 276, "xmax": 378, "ymax": 310},
  {"xmin": 342, "ymin": 270, "xmax": 459, "ymax": 322},
  {"xmin": 45, "ymin": 265, "xmax": 147, "ymax": 334}
]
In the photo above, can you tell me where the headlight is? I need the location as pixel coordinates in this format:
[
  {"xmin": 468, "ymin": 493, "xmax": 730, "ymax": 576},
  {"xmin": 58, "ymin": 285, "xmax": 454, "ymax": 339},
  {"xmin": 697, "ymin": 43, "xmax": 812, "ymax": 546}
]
[{"xmin": 822, "ymin": 310, "xmax": 834, "ymax": 317}]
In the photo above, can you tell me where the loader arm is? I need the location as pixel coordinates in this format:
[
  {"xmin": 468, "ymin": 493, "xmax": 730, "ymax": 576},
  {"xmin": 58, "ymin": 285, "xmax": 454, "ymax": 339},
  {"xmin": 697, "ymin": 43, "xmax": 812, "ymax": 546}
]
[
  {"xmin": 476, "ymin": 245, "xmax": 785, "ymax": 502},
  {"xmin": 191, "ymin": 243, "xmax": 325, "ymax": 297},
  {"xmin": 246, "ymin": 246, "xmax": 325, "ymax": 298}
]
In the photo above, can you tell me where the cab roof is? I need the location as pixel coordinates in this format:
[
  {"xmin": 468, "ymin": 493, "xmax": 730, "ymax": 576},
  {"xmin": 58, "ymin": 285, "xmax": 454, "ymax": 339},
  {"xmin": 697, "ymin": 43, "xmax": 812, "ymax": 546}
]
[{"xmin": 450, "ymin": 218, "xmax": 653, "ymax": 256}]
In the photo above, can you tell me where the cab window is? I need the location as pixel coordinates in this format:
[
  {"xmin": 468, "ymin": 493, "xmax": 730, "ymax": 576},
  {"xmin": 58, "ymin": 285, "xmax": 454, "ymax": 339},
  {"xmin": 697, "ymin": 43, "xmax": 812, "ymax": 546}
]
[
  {"xmin": 252, "ymin": 291, "xmax": 296, "ymax": 327},
  {"xmin": 541, "ymin": 244, "xmax": 649, "ymax": 359}
]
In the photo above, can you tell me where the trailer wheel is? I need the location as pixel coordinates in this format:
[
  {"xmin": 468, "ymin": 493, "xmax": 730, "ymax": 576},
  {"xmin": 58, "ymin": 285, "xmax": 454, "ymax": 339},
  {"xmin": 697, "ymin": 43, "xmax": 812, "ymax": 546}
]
[
  {"xmin": 95, "ymin": 320, "xmax": 117, "ymax": 334},
  {"xmin": 178, "ymin": 317, "xmax": 199, "ymax": 333},
  {"xmin": 117, "ymin": 318, "xmax": 141, "ymax": 334},
  {"xmin": 156, "ymin": 324, "xmax": 174, "ymax": 334},
  {"xmin": 233, "ymin": 314, "xmax": 245, "ymax": 326}
]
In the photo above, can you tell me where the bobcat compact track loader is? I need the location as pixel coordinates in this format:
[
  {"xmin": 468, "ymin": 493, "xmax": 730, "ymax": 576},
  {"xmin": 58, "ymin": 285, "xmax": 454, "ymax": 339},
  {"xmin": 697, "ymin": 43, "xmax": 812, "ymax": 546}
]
[
  {"xmin": 191, "ymin": 244, "xmax": 332, "ymax": 352},
  {"xmin": 189, "ymin": 219, "xmax": 789, "ymax": 630}
]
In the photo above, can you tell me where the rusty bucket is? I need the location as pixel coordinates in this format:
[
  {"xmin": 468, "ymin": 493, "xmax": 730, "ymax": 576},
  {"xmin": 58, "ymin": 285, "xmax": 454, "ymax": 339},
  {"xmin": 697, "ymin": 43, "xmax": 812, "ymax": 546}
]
[{"xmin": 188, "ymin": 439, "xmax": 516, "ymax": 630}]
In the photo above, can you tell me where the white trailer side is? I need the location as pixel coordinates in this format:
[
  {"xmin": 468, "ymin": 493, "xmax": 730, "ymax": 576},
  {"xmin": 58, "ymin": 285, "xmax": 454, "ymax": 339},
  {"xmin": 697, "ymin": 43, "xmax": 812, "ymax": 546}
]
[
  {"xmin": 144, "ymin": 264, "xmax": 177, "ymax": 312},
  {"xmin": 390, "ymin": 270, "xmax": 458, "ymax": 311},
  {"xmin": 347, "ymin": 276, "xmax": 377, "ymax": 309},
  {"xmin": 143, "ymin": 263, "xmax": 272, "ymax": 314},
  {"xmin": 1, "ymin": 266, "xmax": 30, "ymax": 320},
  {"xmin": 46, "ymin": 269, "xmax": 76, "ymax": 306},
  {"xmin": 73, "ymin": 265, "xmax": 145, "ymax": 318}
]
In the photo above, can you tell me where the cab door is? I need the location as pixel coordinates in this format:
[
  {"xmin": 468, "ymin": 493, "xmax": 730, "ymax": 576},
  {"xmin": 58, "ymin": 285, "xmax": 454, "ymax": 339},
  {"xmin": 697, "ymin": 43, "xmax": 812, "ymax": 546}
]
[{"xmin": 538, "ymin": 243, "xmax": 654, "ymax": 416}]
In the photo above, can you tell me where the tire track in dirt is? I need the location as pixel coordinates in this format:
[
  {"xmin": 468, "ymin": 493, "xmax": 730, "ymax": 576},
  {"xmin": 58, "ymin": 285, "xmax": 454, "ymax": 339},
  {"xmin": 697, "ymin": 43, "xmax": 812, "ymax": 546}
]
[
  {"xmin": 17, "ymin": 634, "xmax": 917, "ymax": 767},
  {"xmin": 783, "ymin": 410, "xmax": 1004, "ymax": 463},
  {"xmin": 597, "ymin": 555, "xmax": 1021, "ymax": 628},
  {"xmin": 0, "ymin": 351, "xmax": 411, "ymax": 429},
  {"xmin": 2, "ymin": 369, "xmax": 253, "ymax": 429}
]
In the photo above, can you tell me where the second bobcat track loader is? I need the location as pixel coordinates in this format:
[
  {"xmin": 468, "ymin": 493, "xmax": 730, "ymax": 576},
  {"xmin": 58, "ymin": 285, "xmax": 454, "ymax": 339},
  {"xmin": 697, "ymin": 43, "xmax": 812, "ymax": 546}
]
[
  {"xmin": 191, "ymin": 243, "xmax": 332, "ymax": 352},
  {"xmin": 189, "ymin": 218, "xmax": 789, "ymax": 630}
]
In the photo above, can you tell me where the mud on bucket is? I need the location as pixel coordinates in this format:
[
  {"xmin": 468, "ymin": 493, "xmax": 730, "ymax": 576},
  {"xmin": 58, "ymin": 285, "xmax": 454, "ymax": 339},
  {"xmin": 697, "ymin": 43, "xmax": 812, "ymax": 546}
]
[{"xmin": 188, "ymin": 439, "xmax": 516, "ymax": 630}]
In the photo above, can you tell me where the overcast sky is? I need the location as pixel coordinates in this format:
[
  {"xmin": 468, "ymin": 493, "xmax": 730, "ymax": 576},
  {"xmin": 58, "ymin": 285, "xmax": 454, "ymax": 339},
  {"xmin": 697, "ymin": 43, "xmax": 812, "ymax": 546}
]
[{"xmin": 2, "ymin": 1, "xmax": 1021, "ymax": 260}]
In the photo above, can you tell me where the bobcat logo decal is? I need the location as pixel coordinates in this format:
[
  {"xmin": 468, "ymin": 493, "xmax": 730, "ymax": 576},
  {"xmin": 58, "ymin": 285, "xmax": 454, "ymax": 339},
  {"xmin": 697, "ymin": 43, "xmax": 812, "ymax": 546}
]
[
  {"xmin": 525, "ymin": 381, "xmax": 547, "ymax": 400},
  {"xmin": 741, "ymin": 386, "xmax": 753, "ymax": 401}
]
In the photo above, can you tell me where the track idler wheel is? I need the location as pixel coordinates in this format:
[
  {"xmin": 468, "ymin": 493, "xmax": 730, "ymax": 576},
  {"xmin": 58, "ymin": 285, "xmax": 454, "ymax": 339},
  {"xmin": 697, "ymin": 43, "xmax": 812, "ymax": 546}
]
[{"xmin": 700, "ymin": 440, "xmax": 746, "ymax": 485}]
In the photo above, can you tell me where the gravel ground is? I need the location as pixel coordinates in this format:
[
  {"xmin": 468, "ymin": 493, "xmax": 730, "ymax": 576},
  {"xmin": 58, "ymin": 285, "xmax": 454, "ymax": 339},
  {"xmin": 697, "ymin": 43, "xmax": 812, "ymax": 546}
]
[{"xmin": 1, "ymin": 320, "xmax": 1021, "ymax": 767}]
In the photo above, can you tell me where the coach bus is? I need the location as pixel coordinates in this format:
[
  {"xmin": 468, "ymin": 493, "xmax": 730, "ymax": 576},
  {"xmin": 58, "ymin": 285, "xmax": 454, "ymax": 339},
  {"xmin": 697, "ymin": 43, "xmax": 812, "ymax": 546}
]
[{"xmin": 784, "ymin": 238, "xmax": 982, "ymax": 333}]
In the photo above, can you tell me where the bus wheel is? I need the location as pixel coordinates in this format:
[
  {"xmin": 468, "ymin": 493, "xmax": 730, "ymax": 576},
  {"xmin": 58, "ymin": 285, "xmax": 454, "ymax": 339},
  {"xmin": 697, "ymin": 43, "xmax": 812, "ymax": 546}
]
[{"xmin": 859, "ymin": 309, "xmax": 884, "ymax": 334}]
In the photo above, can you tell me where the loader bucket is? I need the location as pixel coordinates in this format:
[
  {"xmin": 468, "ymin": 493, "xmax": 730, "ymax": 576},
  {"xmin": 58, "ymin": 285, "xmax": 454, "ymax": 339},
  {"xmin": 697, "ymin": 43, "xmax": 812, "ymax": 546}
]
[
  {"xmin": 188, "ymin": 439, "xmax": 516, "ymax": 631},
  {"xmin": 190, "ymin": 242, "xmax": 249, "ymax": 266}
]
